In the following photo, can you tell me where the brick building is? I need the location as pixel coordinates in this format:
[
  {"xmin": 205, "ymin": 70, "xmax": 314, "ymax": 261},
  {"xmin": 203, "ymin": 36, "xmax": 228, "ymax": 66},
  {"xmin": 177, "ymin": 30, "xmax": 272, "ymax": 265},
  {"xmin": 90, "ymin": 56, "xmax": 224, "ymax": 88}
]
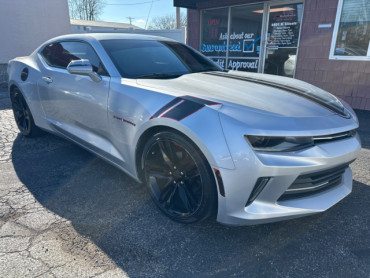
[{"xmin": 174, "ymin": 0, "xmax": 370, "ymax": 110}]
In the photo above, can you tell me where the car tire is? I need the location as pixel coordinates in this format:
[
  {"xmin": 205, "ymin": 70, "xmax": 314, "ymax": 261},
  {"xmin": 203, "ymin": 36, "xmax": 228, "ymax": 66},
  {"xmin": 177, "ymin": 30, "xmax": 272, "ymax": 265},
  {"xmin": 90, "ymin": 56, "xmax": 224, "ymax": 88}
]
[
  {"xmin": 10, "ymin": 87, "xmax": 43, "ymax": 137},
  {"xmin": 142, "ymin": 131, "xmax": 217, "ymax": 224}
]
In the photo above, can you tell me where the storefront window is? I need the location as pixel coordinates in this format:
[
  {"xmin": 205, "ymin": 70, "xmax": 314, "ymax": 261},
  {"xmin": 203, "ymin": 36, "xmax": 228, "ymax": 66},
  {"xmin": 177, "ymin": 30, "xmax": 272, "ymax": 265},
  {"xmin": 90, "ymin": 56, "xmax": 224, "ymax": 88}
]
[
  {"xmin": 200, "ymin": 8, "xmax": 229, "ymax": 69},
  {"xmin": 264, "ymin": 3, "xmax": 303, "ymax": 77},
  {"xmin": 227, "ymin": 4, "xmax": 264, "ymax": 72},
  {"xmin": 331, "ymin": 0, "xmax": 370, "ymax": 59},
  {"xmin": 200, "ymin": 2, "xmax": 304, "ymax": 76}
]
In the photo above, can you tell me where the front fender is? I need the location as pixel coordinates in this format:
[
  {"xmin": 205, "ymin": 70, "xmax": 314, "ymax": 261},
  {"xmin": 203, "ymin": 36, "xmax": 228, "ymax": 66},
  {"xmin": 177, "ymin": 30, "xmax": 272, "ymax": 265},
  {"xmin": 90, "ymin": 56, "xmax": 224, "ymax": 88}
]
[{"xmin": 133, "ymin": 106, "xmax": 235, "ymax": 172}]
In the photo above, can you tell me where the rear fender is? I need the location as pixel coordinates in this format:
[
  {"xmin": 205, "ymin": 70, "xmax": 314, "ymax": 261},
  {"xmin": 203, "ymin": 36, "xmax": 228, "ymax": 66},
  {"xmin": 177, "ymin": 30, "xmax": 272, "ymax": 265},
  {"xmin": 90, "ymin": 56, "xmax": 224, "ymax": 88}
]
[{"xmin": 8, "ymin": 58, "xmax": 47, "ymax": 129}]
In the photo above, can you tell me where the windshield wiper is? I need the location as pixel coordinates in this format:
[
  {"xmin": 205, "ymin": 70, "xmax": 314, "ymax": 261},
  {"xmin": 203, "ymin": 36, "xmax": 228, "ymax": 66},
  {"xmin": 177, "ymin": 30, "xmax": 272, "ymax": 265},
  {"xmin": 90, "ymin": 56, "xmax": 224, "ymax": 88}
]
[{"xmin": 136, "ymin": 73, "xmax": 183, "ymax": 79}]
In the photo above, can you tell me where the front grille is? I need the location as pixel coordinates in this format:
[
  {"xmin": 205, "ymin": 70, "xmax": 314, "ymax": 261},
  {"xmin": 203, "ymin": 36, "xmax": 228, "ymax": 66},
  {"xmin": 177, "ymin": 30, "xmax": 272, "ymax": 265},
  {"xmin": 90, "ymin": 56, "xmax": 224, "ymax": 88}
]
[
  {"xmin": 279, "ymin": 164, "xmax": 349, "ymax": 201},
  {"xmin": 313, "ymin": 129, "xmax": 357, "ymax": 145}
]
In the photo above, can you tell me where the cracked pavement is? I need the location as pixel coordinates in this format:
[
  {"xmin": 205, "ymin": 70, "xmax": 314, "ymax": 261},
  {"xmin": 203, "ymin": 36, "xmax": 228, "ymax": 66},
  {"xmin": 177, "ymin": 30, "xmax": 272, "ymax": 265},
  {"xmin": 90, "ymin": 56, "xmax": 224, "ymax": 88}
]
[{"xmin": 0, "ymin": 87, "xmax": 370, "ymax": 277}]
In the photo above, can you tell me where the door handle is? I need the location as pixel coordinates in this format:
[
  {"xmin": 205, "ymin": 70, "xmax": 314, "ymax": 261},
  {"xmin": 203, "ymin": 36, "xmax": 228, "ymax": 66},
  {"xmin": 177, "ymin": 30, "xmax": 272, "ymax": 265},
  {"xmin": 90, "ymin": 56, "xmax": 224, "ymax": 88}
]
[{"xmin": 42, "ymin": 76, "xmax": 53, "ymax": 84}]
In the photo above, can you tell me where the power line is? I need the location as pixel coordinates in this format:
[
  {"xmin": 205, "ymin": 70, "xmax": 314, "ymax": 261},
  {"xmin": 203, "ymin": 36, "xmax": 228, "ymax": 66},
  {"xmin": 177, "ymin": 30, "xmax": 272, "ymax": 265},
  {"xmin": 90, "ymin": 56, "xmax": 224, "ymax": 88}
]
[
  {"xmin": 145, "ymin": 0, "xmax": 154, "ymax": 29},
  {"xmin": 105, "ymin": 0, "xmax": 160, "ymax": 6}
]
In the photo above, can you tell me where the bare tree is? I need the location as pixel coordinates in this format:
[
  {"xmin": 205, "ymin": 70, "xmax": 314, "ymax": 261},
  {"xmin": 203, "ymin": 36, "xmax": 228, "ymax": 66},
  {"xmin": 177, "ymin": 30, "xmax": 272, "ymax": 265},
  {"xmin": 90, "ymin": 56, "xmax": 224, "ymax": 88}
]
[
  {"xmin": 68, "ymin": 0, "xmax": 105, "ymax": 21},
  {"xmin": 148, "ymin": 13, "xmax": 187, "ymax": 30}
]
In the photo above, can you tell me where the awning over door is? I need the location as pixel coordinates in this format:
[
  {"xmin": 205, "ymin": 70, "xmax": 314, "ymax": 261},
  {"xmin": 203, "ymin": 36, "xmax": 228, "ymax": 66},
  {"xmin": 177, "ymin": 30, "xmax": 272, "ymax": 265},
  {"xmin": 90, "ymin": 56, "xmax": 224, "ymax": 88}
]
[{"xmin": 173, "ymin": 0, "xmax": 210, "ymax": 9}]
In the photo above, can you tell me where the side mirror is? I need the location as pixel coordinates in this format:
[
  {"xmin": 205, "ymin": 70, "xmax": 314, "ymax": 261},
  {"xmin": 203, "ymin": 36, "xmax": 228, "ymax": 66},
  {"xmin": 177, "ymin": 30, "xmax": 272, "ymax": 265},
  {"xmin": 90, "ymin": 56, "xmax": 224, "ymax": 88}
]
[{"xmin": 67, "ymin": 59, "xmax": 101, "ymax": 82}]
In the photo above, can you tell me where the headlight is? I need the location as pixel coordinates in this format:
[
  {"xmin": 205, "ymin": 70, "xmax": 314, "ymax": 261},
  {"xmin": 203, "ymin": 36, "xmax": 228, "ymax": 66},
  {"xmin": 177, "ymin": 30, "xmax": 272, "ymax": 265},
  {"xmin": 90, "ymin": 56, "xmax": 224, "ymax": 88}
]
[{"xmin": 245, "ymin": 135, "xmax": 314, "ymax": 152}]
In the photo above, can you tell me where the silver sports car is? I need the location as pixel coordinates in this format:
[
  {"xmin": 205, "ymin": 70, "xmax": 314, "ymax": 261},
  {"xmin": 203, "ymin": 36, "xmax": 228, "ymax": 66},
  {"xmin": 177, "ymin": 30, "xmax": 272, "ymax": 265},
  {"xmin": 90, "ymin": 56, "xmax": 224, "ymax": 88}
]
[{"xmin": 7, "ymin": 34, "xmax": 361, "ymax": 225}]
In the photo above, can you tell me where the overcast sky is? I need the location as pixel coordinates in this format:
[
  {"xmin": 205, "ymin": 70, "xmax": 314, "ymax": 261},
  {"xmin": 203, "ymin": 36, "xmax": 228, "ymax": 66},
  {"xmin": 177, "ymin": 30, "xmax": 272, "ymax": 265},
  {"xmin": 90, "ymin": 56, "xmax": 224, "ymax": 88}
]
[{"xmin": 99, "ymin": 0, "xmax": 184, "ymax": 29}]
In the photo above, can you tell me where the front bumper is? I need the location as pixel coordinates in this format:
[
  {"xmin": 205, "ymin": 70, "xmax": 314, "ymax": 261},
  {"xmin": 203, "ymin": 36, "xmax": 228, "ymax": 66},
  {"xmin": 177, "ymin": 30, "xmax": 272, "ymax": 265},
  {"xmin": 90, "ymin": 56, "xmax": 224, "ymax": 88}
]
[{"xmin": 215, "ymin": 134, "xmax": 361, "ymax": 226}]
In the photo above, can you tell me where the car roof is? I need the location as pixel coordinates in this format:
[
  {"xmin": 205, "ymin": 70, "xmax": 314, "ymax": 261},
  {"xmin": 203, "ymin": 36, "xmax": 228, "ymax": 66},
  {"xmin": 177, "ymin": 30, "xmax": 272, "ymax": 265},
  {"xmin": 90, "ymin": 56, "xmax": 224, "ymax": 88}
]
[{"xmin": 46, "ymin": 33, "xmax": 177, "ymax": 43}]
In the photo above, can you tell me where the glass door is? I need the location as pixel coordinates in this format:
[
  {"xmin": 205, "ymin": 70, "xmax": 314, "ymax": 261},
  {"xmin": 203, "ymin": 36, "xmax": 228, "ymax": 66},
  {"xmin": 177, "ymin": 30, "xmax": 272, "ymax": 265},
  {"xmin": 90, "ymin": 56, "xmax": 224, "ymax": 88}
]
[
  {"xmin": 227, "ymin": 4, "xmax": 265, "ymax": 72},
  {"xmin": 200, "ymin": 4, "xmax": 265, "ymax": 72},
  {"xmin": 263, "ymin": 3, "xmax": 304, "ymax": 77}
]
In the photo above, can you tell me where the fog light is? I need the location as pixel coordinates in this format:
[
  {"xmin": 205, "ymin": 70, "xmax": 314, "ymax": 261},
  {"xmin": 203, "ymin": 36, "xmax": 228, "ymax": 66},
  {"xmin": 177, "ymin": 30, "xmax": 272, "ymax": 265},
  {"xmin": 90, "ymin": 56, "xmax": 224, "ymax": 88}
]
[{"xmin": 246, "ymin": 177, "xmax": 270, "ymax": 206}]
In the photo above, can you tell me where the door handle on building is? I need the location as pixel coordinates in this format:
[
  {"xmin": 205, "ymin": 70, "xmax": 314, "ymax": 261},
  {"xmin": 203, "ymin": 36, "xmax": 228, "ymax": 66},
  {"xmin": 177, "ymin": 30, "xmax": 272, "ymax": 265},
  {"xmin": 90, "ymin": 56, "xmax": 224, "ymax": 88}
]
[{"xmin": 42, "ymin": 76, "xmax": 53, "ymax": 84}]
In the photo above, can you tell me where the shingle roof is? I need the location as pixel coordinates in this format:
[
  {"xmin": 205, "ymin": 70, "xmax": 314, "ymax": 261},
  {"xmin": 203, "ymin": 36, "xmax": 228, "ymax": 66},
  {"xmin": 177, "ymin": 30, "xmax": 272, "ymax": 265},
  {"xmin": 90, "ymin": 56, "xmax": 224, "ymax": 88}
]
[{"xmin": 70, "ymin": 19, "xmax": 142, "ymax": 30}]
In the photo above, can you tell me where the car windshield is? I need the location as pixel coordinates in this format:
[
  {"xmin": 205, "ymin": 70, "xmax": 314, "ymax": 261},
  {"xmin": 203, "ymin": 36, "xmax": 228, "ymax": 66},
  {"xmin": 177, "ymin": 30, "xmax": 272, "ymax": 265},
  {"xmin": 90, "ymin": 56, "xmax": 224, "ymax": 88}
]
[{"xmin": 100, "ymin": 39, "xmax": 221, "ymax": 79}]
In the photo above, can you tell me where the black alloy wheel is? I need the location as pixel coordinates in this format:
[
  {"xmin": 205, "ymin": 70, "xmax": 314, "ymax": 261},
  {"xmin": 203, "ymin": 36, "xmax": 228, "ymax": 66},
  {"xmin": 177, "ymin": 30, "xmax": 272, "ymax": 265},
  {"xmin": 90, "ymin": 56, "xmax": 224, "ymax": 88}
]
[
  {"xmin": 142, "ymin": 131, "xmax": 217, "ymax": 223},
  {"xmin": 10, "ymin": 88, "xmax": 42, "ymax": 137}
]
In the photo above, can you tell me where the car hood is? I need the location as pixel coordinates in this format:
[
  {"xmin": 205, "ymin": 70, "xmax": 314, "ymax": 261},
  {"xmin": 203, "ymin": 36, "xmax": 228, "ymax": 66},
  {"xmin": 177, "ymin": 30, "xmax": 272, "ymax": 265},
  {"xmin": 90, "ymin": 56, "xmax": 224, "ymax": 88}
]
[
  {"xmin": 136, "ymin": 71, "xmax": 357, "ymax": 135},
  {"xmin": 136, "ymin": 71, "xmax": 347, "ymax": 118}
]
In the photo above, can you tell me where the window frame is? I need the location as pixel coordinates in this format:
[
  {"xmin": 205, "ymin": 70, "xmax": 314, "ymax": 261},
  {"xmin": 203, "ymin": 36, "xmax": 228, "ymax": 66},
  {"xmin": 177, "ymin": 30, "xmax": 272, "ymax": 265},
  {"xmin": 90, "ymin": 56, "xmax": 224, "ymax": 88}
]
[
  {"xmin": 39, "ymin": 39, "xmax": 110, "ymax": 76},
  {"xmin": 329, "ymin": 0, "xmax": 370, "ymax": 61}
]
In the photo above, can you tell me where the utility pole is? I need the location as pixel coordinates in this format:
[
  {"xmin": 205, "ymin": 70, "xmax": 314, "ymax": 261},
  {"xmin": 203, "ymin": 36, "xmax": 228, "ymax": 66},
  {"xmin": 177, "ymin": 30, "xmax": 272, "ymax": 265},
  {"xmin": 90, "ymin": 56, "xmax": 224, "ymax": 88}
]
[
  {"xmin": 127, "ymin": 16, "xmax": 135, "ymax": 25},
  {"xmin": 176, "ymin": 7, "xmax": 181, "ymax": 29}
]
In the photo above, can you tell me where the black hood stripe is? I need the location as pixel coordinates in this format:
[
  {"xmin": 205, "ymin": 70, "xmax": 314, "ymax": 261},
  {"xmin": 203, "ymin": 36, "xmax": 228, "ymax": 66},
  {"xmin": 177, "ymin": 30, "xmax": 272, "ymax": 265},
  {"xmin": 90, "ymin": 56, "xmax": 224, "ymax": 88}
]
[
  {"xmin": 151, "ymin": 96, "xmax": 220, "ymax": 121},
  {"xmin": 204, "ymin": 72, "xmax": 349, "ymax": 118}
]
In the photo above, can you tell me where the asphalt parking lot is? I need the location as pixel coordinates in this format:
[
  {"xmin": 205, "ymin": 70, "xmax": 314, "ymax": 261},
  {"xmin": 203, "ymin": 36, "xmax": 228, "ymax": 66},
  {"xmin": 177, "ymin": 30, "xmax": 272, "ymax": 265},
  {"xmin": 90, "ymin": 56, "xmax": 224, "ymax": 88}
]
[{"xmin": 0, "ymin": 87, "xmax": 370, "ymax": 278}]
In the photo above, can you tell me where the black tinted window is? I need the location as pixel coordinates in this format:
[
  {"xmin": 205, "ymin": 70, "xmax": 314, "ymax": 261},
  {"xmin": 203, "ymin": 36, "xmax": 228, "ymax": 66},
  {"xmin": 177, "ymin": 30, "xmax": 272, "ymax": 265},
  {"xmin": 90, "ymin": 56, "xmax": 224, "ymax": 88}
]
[
  {"xmin": 41, "ymin": 41, "xmax": 108, "ymax": 76},
  {"xmin": 100, "ymin": 39, "xmax": 221, "ymax": 78}
]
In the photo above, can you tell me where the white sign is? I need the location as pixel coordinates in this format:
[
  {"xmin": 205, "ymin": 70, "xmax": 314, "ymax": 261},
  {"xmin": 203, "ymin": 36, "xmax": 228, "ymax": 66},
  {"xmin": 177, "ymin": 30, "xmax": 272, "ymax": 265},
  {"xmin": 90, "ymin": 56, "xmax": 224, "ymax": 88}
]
[{"xmin": 318, "ymin": 23, "xmax": 332, "ymax": 28}]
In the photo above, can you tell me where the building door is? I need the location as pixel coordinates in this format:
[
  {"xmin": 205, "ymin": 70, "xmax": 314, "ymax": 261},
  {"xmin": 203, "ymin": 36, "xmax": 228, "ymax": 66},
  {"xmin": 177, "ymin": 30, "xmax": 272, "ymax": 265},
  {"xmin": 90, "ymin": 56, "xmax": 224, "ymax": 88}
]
[
  {"xmin": 263, "ymin": 3, "xmax": 304, "ymax": 77},
  {"xmin": 227, "ymin": 4, "xmax": 265, "ymax": 73}
]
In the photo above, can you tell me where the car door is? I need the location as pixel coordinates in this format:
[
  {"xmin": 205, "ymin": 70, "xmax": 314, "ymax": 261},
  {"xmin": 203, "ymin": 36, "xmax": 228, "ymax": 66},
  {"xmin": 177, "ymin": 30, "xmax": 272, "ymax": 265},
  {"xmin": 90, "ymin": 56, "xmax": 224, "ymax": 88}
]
[{"xmin": 38, "ymin": 40, "xmax": 111, "ymax": 149}]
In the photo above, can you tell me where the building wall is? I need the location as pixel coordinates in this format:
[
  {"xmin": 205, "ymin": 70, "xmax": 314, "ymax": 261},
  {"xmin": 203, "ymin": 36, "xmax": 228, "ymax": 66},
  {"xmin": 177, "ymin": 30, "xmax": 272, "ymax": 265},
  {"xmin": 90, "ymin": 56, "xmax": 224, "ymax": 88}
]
[
  {"xmin": 295, "ymin": 0, "xmax": 370, "ymax": 110},
  {"xmin": 0, "ymin": 0, "xmax": 71, "ymax": 64}
]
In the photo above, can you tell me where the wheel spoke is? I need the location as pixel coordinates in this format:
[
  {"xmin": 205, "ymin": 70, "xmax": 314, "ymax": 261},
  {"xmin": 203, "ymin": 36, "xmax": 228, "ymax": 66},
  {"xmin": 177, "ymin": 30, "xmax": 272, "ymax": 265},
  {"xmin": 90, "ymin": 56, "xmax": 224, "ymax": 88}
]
[
  {"xmin": 176, "ymin": 151, "xmax": 192, "ymax": 169},
  {"xmin": 21, "ymin": 118, "xmax": 27, "ymax": 130},
  {"xmin": 17, "ymin": 116, "xmax": 25, "ymax": 127},
  {"xmin": 185, "ymin": 174, "xmax": 201, "ymax": 183},
  {"xmin": 13, "ymin": 98, "xmax": 23, "ymax": 111},
  {"xmin": 14, "ymin": 110, "xmax": 24, "ymax": 124},
  {"xmin": 185, "ymin": 165, "xmax": 200, "ymax": 179},
  {"xmin": 151, "ymin": 173, "xmax": 171, "ymax": 180},
  {"xmin": 168, "ymin": 141, "xmax": 189, "ymax": 168},
  {"xmin": 164, "ymin": 140, "xmax": 177, "ymax": 165},
  {"xmin": 158, "ymin": 141, "xmax": 174, "ymax": 168},
  {"xmin": 16, "ymin": 112, "xmax": 24, "ymax": 119},
  {"xmin": 145, "ymin": 157, "xmax": 171, "ymax": 173},
  {"xmin": 159, "ymin": 182, "xmax": 176, "ymax": 203},
  {"xmin": 181, "ymin": 184, "xmax": 199, "ymax": 209},
  {"xmin": 177, "ymin": 186, "xmax": 192, "ymax": 212}
]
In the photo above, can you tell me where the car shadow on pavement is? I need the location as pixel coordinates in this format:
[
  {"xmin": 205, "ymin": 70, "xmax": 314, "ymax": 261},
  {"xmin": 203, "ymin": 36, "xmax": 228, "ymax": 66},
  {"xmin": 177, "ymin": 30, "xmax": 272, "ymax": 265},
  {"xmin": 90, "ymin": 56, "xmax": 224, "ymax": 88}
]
[{"xmin": 11, "ymin": 132, "xmax": 370, "ymax": 277}]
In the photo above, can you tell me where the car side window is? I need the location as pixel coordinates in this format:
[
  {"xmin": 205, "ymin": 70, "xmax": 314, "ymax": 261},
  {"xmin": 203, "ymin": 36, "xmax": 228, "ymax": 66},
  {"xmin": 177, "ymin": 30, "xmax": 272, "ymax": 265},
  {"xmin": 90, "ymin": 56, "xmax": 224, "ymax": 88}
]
[{"xmin": 41, "ymin": 41, "xmax": 108, "ymax": 76}]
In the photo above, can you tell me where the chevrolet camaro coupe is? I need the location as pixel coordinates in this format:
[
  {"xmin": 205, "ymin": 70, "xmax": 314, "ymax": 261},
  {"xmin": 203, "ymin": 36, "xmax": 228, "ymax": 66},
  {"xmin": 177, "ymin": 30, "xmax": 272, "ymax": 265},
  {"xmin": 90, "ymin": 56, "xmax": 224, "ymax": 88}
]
[{"xmin": 7, "ymin": 34, "xmax": 361, "ymax": 225}]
